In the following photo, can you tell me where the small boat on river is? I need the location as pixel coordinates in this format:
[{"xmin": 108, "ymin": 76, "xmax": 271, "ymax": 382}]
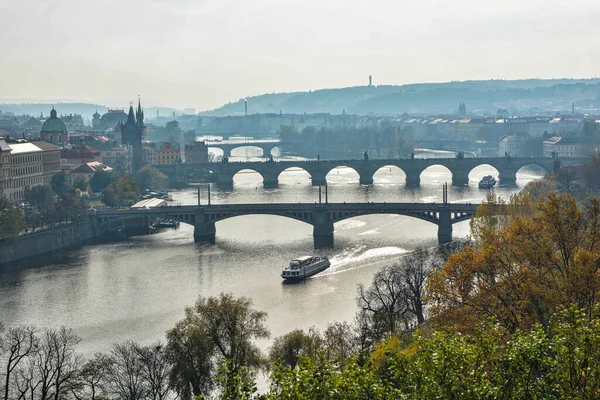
[
  {"xmin": 281, "ymin": 256, "xmax": 330, "ymax": 282},
  {"xmin": 479, "ymin": 175, "xmax": 497, "ymax": 189}
]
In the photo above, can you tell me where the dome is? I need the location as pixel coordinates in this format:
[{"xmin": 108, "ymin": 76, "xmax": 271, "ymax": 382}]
[{"xmin": 40, "ymin": 108, "xmax": 67, "ymax": 134}]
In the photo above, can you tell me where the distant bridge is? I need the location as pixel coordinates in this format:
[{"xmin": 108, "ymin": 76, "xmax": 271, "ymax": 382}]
[
  {"xmin": 205, "ymin": 140, "xmax": 288, "ymax": 158},
  {"xmin": 157, "ymin": 156, "xmax": 580, "ymax": 189},
  {"xmin": 95, "ymin": 201, "xmax": 479, "ymax": 248}
]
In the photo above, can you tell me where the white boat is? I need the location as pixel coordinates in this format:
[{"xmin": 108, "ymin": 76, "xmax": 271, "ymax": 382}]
[
  {"xmin": 281, "ymin": 256, "xmax": 330, "ymax": 281},
  {"xmin": 479, "ymin": 175, "xmax": 497, "ymax": 189}
]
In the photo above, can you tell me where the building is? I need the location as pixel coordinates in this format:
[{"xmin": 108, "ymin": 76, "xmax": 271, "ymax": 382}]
[
  {"xmin": 143, "ymin": 143, "xmax": 157, "ymax": 165},
  {"xmin": 92, "ymin": 110, "xmax": 101, "ymax": 130},
  {"xmin": 185, "ymin": 141, "xmax": 209, "ymax": 164},
  {"xmin": 60, "ymin": 145, "xmax": 102, "ymax": 168},
  {"xmin": 499, "ymin": 135, "xmax": 520, "ymax": 157},
  {"xmin": 98, "ymin": 109, "xmax": 128, "ymax": 131},
  {"xmin": 99, "ymin": 145, "xmax": 132, "ymax": 173},
  {"xmin": 0, "ymin": 139, "xmax": 61, "ymax": 201},
  {"xmin": 40, "ymin": 108, "xmax": 68, "ymax": 146},
  {"xmin": 543, "ymin": 136, "xmax": 585, "ymax": 158},
  {"xmin": 69, "ymin": 161, "xmax": 113, "ymax": 186},
  {"xmin": 156, "ymin": 142, "xmax": 180, "ymax": 165},
  {"xmin": 120, "ymin": 100, "xmax": 145, "ymax": 171}
]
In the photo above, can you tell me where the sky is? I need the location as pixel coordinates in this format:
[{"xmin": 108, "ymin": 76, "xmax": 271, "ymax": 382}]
[{"xmin": 1, "ymin": 0, "xmax": 600, "ymax": 111}]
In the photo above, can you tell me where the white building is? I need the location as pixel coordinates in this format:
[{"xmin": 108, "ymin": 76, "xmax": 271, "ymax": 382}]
[{"xmin": 0, "ymin": 139, "xmax": 61, "ymax": 201}]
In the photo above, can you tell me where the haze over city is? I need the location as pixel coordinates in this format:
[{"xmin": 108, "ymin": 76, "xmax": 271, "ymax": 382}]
[{"xmin": 2, "ymin": 0, "xmax": 600, "ymax": 110}]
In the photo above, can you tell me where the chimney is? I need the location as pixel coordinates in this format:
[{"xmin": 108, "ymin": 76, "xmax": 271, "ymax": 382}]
[
  {"xmin": 368, "ymin": 75, "xmax": 372, "ymax": 87},
  {"xmin": 572, "ymin": 103, "xmax": 575, "ymax": 116},
  {"xmin": 244, "ymin": 99, "xmax": 248, "ymax": 116}
]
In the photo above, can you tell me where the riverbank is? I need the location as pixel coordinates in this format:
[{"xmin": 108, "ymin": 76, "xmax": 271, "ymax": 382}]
[{"xmin": 0, "ymin": 220, "xmax": 101, "ymax": 267}]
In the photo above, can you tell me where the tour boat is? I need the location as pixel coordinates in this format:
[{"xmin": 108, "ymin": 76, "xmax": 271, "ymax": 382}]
[
  {"xmin": 281, "ymin": 256, "xmax": 330, "ymax": 282},
  {"xmin": 479, "ymin": 175, "xmax": 497, "ymax": 189}
]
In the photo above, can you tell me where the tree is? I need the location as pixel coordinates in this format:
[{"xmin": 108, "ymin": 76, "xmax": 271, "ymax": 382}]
[
  {"xmin": 51, "ymin": 172, "xmax": 68, "ymax": 196},
  {"xmin": 0, "ymin": 197, "xmax": 26, "ymax": 239},
  {"xmin": 72, "ymin": 176, "xmax": 88, "ymax": 192},
  {"xmin": 33, "ymin": 327, "xmax": 82, "ymax": 400},
  {"xmin": 101, "ymin": 189, "xmax": 118, "ymax": 207},
  {"xmin": 136, "ymin": 342, "xmax": 172, "ymax": 400},
  {"xmin": 106, "ymin": 341, "xmax": 148, "ymax": 400},
  {"xmin": 69, "ymin": 353, "xmax": 112, "ymax": 400},
  {"xmin": 166, "ymin": 313, "xmax": 215, "ymax": 399},
  {"xmin": 429, "ymin": 193, "xmax": 600, "ymax": 333},
  {"xmin": 191, "ymin": 293, "xmax": 270, "ymax": 374},
  {"xmin": 112, "ymin": 176, "xmax": 140, "ymax": 205},
  {"xmin": 89, "ymin": 170, "xmax": 114, "ymax": 193},
  {"xmin": 134, "ymin": 165, "xmax": 167, "ymax": 191},
  {"xmin": 269, "ymin": 328, "xmax": 322, "ymax": 369},
  {"xmin": 23, "ymin": 185, "xmax": 53, "ymax": 209},
  {"xmin": 1, "ymin": 325, "xmax": 37, "ymax": 400}
]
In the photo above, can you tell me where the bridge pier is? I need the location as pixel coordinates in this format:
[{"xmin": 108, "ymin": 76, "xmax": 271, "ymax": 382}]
[
  {"xmin": 499, "ymin": 171, "xmax": 517, "ymax": 185},
  {"xmin": 216, "ymin": 174, "xmax": 234, "ymax": 189},
  {"xmin": 194, "ymin": 211, "xmax": 216, "ymax": 243},
  {"xmin": 405, "ymin": 171, "xmax": 420, "ymax": 188},
  {"xmin": 311, "ymin": 172, "xmax": 327, "ymax": 186},
  {"xmin": 263, "ymin": 179, "xmax": 279, "ymax": 189},
  {"xmin": 451, "ymin": 171, "xmax": 469, "ymax": 187},
  {"xmin": 313, "ymin": 210, "xmax": 334, "ymax": 248},
  {"xmin": 359, "ymin": 172, "xmax": 374, "ymax": 185},
  {"xmin": 437, "ymin": 208, "xmax": 452, "ymax": 244}
]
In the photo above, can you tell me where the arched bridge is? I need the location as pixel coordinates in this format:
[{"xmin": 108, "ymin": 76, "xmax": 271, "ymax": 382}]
[
  {"xmin": 94, "ymin": 202, "xmax": 478, "ymax": 248},
  {"xmin": 157, "ymin": 157, "xmax": 581, "ymax": 189},
  {"xmin": 205, "ymin": 140, "xmax": 287, "ymax": 158}
]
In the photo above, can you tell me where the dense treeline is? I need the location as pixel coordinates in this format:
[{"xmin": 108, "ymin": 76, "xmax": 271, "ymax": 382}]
[{"xmin": 4, "ymin": 175, "xmax": 600, "ymax": 398}]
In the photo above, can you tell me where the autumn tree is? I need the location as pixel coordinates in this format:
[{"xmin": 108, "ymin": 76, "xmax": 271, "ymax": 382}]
[{"xmin": 429, "ymin": 193, "xmax": 600, "ymax": 333}]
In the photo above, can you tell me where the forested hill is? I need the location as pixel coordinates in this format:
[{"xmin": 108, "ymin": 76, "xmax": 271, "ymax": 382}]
[{"xmin": 201, "ymin": 78, "xmax": 600, "ymax": 116}]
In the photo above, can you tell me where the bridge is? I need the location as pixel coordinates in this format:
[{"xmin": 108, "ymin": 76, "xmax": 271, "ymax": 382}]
[
  {"xmin": 94, "ymin": 200, "xmax": 478, "ymax": 248},
  {"xmin": 157, "ymin": 156, "xmax": 579, "ymax": 189},
  {"xmin": 205, "ymin": 140, "xmax": 286, "ymax": 158}
]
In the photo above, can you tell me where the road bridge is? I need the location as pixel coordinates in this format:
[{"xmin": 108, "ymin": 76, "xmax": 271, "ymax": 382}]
[
  {"xmin": 95, "ymin": 201, "xmax": 479, "ymax": 248},
  {"xmin": 157, "ymin": 156, "xmax": 579, "ymax": 189},
  {"xmin": 205, "ymin": 140, "xmax": 287, "ymax": 158}
]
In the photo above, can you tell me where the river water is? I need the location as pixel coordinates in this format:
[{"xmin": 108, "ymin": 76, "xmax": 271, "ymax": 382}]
[{"xmin": 0, "ymin": 148, "xmax": 544, "ymax": 355}]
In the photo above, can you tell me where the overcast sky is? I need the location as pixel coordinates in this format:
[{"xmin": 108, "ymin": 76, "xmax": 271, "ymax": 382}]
[{"xmin": 1, "ymin": 0, "xmax": 599, "ymax": 111}]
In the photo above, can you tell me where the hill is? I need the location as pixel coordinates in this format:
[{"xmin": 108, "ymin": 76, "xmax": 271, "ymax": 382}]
[{"xmin": 200, "ymin": 78, "xmax": 600, "ymax": 116}]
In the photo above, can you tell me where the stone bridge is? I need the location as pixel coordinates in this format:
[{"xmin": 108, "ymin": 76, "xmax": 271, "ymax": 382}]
[
  {"xmin": 205, "ymin": 140, "xmax": 287, "ymax": 158},
  {"xmin": 158, "ymin": 156, "xmax": 579, "ymax": 189},
  {"xmin": 95, "ymin": 201, "xmax": 479, "ymax": 248}
]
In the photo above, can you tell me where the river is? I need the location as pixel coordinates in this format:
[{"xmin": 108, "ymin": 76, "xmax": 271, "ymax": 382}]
[{"xmin": 0, "ymin": 148, "xmax": 544, "ymax": 355}]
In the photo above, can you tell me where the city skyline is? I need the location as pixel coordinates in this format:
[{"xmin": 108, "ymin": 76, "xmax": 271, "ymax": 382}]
[{"xmin": 1, "ymin": 0, "xmax": 600, "ymax": 110}]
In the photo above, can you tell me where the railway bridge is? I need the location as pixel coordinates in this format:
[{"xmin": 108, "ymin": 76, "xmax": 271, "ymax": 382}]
[
  {"xmin": 95, "ymin": 200, "xmax": 479, "ymax": 248},
  {"xmin": 158, "ymin": 156, "xmax": 578, "ymax": 189}
]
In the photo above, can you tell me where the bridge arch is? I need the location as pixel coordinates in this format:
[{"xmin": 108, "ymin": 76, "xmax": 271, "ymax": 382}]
[
  {"xmin": 277, "ymin": 166, "xmax": 312, "ymax": 185},
  {"xmin": 325, "ymin": 165, "xmax": 360, "ymax": 184},
  {"xmin": 230, "ymin": 145, "xmax": 269, "ymax": 158},
  {"xmin": 232, "ymin": 168, "xmax": 265, "ymax": 187},
  {"xmin": 419, "ymin": 164, "xmax": 453, "ymax": 185},
  {"xmin": 468, "ymin": 164, "xmax": 500, "ymax": 183},
  {"xmin": 373, "ymin": 165, "xmax": 407, "ymax": 185}
]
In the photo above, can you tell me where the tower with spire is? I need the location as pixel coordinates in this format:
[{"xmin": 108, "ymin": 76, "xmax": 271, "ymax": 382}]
[{"xmin": 120, "ymin": 97, "xmax": 145, "ymax": 171}]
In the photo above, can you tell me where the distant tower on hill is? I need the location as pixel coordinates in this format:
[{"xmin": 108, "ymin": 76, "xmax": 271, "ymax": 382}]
[
  {"xmin": 245, "ymin": 99, "xmax": 248, "ymax": 116},
  {"xmin": 368, "ymin": 75, "xmax": 372, "ymax": 87},
  {"xmin": 458, "ymin": 102, "xmax": 467, "ymax": 117}
]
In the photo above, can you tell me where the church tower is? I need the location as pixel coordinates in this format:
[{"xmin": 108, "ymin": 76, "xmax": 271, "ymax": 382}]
[{"xmin": 120, "ymin": 98, "xmax": 145, "ymax": 171}]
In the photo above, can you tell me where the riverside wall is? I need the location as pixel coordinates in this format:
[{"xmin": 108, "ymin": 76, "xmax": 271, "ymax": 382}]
[{"xmin": 0, "ymin": 219, "xmax": 101, "ymax": 266}]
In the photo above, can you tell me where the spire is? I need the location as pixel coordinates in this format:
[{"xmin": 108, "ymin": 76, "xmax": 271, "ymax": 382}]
[
  {"xmin": 136, "ymin": 96, "xmax": 144, "ymax": 125},
  {"xmin": 127, "ymin": 105, "xmax": 135, "ymax": 125}
]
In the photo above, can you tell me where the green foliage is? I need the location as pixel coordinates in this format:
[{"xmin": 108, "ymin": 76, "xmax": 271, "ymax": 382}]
[
  {"xmin": 101, "ymin": 189, "xmax": 117, "ymax": 207},
  {"xmin": 216, "ymin": 360, "xmax": 258, "ymax": 400},
  {"xmin": 89, "ymin": 170, "xmax": 114, "ymax": 193},
  {"xmin": 51, "ymin": 171, "xmax": 69, "ymax": 195},
  {"xmin": 134, "ymin": 165, "xmax": 167, "ymax": 191},
  {"xmin": 72, "ymin": 176, "xmax": 88, "ymax": 192},
  {"xmin": 0, "ymin": 196, "xmax": 25, "ymax": 239}
]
